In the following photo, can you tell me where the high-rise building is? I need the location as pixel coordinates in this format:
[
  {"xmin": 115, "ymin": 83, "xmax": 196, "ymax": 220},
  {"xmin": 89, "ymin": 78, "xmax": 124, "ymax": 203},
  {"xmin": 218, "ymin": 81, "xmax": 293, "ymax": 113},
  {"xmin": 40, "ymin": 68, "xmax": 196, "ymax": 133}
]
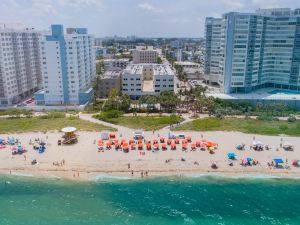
[
  {"xmin": 132, "ymin": 46, "xmax": 158, "ymax": 64},
  {"xmin": 122, "ymin": 64, "xmax": 174, "ymax": 99},
  {"xmin": 204, "ymin": 17, "xmax": 222, "ymax": 84},
  {"xmin": 205, "ymin": 8, "xmax": 300, "ymax": 93},
  {"xmin": 0, "ymin": 27, "xmax": 42, "ymax": 106},
  {"xmin": 35, "ymin": 25, "xmax": 96, "ymax": 105}
]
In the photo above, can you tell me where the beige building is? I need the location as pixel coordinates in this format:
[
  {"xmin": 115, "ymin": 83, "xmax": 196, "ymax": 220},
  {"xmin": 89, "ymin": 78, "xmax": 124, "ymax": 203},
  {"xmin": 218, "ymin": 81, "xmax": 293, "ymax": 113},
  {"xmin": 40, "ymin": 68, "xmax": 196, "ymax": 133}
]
[
  {"xmin": 122, "ymin": 64, "xmax": 174, "ymax": 99},
  {"xmin": 174, "ymin": 61, "xmax": 203, "ymax": 80},
  {"xmin": 99, "ymin": 71, "xmax": 122, "ymax": 98},
  {"xmin": 132, "ymin": 46, "xmax": 158, "ymax": 64}
]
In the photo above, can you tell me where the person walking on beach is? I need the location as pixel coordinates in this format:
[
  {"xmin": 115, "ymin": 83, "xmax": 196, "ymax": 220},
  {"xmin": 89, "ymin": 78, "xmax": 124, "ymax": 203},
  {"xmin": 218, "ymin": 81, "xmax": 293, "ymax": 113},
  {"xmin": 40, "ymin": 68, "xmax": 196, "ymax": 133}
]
[
  {"xmin": 131, "ymin": 170, "xmax": 134, "ymax": 176},
  {"xmin": 141, "ymin": 171, "xmax": 144, "ymax": 178},
  {"xmin": 145, "ymin": 171, "xmax": 148, "ymax": 177},
  {"xmin": 128, "ymin": 163, "xmax": 130, "ymax": 169}
]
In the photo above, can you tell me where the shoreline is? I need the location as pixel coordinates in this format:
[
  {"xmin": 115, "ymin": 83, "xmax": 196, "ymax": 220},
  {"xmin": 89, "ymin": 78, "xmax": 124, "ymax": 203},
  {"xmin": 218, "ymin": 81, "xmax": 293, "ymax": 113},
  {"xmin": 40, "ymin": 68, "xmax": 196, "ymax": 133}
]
[{"xmin": 1, "ymin": 167, "xmax": 300, "ymax": 182}]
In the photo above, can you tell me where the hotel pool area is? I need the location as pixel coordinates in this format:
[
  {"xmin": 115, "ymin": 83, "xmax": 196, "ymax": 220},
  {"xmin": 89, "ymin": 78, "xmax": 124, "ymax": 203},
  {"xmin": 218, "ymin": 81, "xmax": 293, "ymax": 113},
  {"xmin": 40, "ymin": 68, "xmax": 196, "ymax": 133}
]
[{"xmin": 269, "ymin": 90, "xmax": 300, "ymax": 95}]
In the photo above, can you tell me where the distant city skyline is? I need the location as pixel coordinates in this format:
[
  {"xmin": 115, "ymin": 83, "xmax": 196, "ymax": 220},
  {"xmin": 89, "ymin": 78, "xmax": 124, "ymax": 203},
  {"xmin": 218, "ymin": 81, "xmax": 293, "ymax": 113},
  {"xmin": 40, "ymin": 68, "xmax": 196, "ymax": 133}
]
[{"xmin": 0, "ymin": 0, "xmax": 299, "ymax": 38}]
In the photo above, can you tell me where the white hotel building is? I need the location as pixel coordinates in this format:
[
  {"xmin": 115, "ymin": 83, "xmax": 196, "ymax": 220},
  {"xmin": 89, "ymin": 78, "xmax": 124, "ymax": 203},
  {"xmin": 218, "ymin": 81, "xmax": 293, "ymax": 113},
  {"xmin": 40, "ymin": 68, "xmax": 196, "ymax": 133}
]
[
  {"xmin": 0, "ymin": 27, "xmax": 42, "ymax": 106},
  {"xmin": 122, "ymin": 64, "xmax": 175, "ymax": 99},
  {"xmin": 35, "ymin": 25, "xmax": 96, "ymax": 105}
]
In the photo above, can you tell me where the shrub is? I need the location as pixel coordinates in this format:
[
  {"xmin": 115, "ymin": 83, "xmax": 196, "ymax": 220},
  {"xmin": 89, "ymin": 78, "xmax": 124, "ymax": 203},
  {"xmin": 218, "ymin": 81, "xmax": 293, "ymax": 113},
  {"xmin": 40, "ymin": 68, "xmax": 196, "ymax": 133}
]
[
  {"xmin": 94, "ymin": 109, "xmax": 123, "ymax": 121},
  {"xmin": 39, "ymin": 112, "xmax": 65, "ymax": 119},
  {"xmin": 287, "ymin": 115, "xmax": 297, "ymax": 123}
]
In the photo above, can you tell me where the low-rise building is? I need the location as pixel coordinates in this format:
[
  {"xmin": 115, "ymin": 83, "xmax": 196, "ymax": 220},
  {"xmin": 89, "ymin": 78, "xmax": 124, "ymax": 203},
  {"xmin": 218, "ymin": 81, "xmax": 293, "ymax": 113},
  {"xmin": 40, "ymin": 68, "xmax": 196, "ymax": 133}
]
[
  {"xmin": 98, "ymin": 71, "xmax": 122, "ymax": 98},
  {"xmin": 103, "ymin": 59, "xmax": 130, "ymax": 71},
  {"xmin": 122, "ymin": 64, "xmax": 174, "ymax": 99},
  {"xmin": 132, "ymin": 46, "xmax": 158, "ymax": 64},
  {"xmin": 174, "ymin": 61, "xmax": 203, "ymax": 80}
]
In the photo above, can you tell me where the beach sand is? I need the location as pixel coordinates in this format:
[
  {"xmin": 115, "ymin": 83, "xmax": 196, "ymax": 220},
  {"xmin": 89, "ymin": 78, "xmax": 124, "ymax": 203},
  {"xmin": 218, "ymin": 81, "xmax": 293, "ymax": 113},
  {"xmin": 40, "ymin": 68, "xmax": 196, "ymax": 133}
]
[{"xmin": 0, "ymin": 129, "xmax": 299, "ymax": 181}]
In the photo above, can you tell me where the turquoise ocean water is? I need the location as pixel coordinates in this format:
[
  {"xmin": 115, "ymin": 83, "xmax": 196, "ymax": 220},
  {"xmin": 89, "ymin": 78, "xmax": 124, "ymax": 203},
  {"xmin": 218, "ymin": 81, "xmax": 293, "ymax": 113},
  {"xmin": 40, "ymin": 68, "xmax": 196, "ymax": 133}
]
[{"xmin": 0, "ymin": 175, "xmax": 300, "ymax": 225}]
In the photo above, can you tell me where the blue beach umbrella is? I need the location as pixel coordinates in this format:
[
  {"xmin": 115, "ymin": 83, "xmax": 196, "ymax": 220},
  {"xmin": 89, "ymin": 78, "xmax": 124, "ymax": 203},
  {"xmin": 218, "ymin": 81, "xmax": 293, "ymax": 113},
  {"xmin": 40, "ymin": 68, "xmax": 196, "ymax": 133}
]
[
  {"xmin": 273, "ymin": 158, "xmax": 284, "ymax": 165},
  {"xmin": 247, "ymin": 158, "xmax": 253, "ymax": 162},
  {"xmin": 227, "ymin": 153, "xmax": 236, "ymax": 160}
]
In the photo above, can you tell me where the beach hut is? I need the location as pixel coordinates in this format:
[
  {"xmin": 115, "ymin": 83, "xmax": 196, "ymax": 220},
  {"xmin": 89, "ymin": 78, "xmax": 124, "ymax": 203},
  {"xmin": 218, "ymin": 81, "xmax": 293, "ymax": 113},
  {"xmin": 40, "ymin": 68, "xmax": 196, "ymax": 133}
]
[
  {"xmin": 227, "ymin": 153, "xmax": 236, "ymax": 160},
  {"xmin": 138, "ymin": 143, "xmax": 143, "ymax": 150},
  {"xmin": 61, "ymin": 127, "xmax": 78, "ymax": 144},
  {"xmin": 273, "ymin": 158, "xmax": 284, "ymax": 167},
  {"xmin": 171, "ymin": 143, "xmax": 176, "ymax": 150},
  {"xmin": 162, "ymin": 143, "xmax": 167, "ymax": 150},
  {"xmin": 160, "ymin": 137, "xmax": 165, "ymax": 143}
]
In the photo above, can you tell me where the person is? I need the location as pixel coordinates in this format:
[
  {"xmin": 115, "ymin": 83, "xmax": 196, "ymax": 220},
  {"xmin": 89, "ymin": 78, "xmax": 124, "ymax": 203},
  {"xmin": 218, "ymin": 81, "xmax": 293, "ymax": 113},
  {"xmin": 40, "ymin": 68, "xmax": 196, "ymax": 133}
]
[
  {"xmin": 145, "ymin": 171, "xmax": 148, "ymax": 176},
  {"xmin": 131, "ymin": 170, "xmax": 134, "ymax": 176},
  {"xmin": 141, "ymin": 171, "xmax": 144, "ymax": 178},
  {"xmin": 24, "ymin": 155, "xmax": 26, "ymax": 161},
  {"xmin": 128, "ymin": 163, "xmax": 130, "ymax": 169}
]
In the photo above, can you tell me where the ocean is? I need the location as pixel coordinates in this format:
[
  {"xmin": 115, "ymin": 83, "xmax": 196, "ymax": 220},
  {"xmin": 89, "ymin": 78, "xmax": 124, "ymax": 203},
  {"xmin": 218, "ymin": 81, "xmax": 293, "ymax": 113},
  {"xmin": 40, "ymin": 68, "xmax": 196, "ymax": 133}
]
[{"xmin": 0, "ymin": 175, "xmax": 300, "ymax": 225}]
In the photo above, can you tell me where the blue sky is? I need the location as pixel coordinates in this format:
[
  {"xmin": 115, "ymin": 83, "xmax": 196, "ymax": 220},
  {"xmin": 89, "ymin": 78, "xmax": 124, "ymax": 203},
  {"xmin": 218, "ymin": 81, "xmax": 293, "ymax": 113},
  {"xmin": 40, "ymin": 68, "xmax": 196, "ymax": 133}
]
[{"xmin": 0, "ymin": 0, "xmax": 299, "ymax": 37}]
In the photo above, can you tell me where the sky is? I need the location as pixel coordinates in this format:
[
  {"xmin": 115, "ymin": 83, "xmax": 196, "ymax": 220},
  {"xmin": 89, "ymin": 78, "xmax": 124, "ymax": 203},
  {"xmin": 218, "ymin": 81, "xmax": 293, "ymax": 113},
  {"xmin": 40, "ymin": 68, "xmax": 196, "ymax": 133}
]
[{"xmin": 0, "ymin": 0, "xmax": 299, "ymax": 38}]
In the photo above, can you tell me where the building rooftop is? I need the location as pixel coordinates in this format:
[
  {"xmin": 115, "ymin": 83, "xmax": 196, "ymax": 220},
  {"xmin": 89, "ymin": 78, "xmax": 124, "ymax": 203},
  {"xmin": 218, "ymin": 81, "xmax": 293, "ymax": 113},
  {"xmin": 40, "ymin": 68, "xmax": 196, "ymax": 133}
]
[
  {"xmin": 103, "ymin": 58, "xmax": 130, "ymax": 62},
  {"xmin": 175, "ymin": 61, "xmax": 200, "ymax": 66},
  {"xmin": 124, "ymin": 64, "xmax": 175, "ymax": 76},
  {"xmin": 102, "ymin": 71, "xmax": 122, "ymax": 79}
]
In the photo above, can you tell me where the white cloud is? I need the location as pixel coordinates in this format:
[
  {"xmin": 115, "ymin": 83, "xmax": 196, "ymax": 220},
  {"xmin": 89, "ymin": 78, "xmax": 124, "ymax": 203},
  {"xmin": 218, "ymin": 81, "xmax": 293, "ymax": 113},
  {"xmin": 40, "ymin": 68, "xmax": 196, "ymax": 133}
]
[{"xmin": 138, "ymin": 3, "xmax": 163, "ymax": 13}]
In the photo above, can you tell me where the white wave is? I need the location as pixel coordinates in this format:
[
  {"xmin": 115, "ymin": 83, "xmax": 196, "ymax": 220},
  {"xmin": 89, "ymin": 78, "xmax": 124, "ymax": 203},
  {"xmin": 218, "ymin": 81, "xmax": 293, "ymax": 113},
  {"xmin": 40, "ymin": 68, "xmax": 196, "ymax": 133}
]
[
  {"xmin": 90, "ymin": 174, "xmax": 134, "ymax": 182},
  {"xmin": 10, "ymin": 172, "xmax": 33, "ymax": 177}
]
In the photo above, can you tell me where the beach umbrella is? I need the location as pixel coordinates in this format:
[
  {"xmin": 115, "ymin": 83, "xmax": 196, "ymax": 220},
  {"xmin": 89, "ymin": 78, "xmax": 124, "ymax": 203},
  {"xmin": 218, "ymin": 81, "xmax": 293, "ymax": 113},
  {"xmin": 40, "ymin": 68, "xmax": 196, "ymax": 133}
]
[
  {"xmin": 191, "ymin": 144, "xmax": 196, "ymax": 150},
  {"xmin": 167, "ymin": 139, "xmax": 172, "ymax": 145},
  {"xmin": 109, "ymin": 133, "xmax": 116, "ymax": 139},
  {"xmin": 160, "ymin": 137, "xmax": 165, "ymax": 143},
  {"xmin": 130, "ymin": 143, "xmax": 136, "ymax": 150},
  {"xmin": 171, "ymin": 143, "xmax": 176, "ymax": 150},
  {"xmin": 129, "ymin": 139, "xmax": 135, "ymax": 144},
  {"xmin": 146, "ymin": 143, "xmax": 152, "ymax": 150},
  {"xmin": 186, "ymin": 136, "xmax": 192, "ymax": 142},
  {"xmin": 292, "ymin": 160, "xmax": 300, "ymax": 166},
  {"xmin": 162, "ymin": 143, "xmax": 167, "ymax": 150},
  {"xmin": 196, "ymin": 141, "xmax": 201, "ymax": 147},
  {"xmin": 98, "ymin": 142, "xmax": 103, "ymax": 147},
  {"xmin": 227, "ymin": 153, "xmax": 236, "ymax": 160},
  {"xmin": 153, "ymin": 144, "xmax": 159, "ymax": 150},
  {"xmin": 114, "ymin": 140, "xmax": 119, "ymax": 145},
  {"xmin": 273, "ymin": 158, "xmax": 284, "ymax": 165},
  {"xmin": 106, "ymin": 142, "xmax": 111, "ymax": 147},
  {"xmin": 182, "ymin": 144, "xmax": 187, "ymax": 150},
  {"xmin": 0, "ymin": 139, "xmax": 5, "ymax": 144},
  {"xmin": 138, "ymin": 139, "xmax": 143, "ymax": 144},
  {"xmin": 175, "ymin": 139, "xmax": 180, "ymax": 144},
  {"xmin": 153, "ymin": 139, "xmax": 158, "ymax": 144},
  {"xmin": 182, "ymin": 139, "xmax": 187, "ymax": 144},
  {"xmin": 138, "ymin": 143, "xmax": 143, "ymax": 149},
  {"xmin": 247, "ymin": 158, "xmax": 253, "ymax": 162}
]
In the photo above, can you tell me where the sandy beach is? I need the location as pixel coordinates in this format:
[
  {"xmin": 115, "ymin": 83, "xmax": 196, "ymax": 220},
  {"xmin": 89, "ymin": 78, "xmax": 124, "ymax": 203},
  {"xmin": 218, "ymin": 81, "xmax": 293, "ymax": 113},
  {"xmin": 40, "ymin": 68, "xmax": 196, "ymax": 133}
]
[{"xmin": 0, "ymin": 129, "xmax": 300, "ymax": 181}]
